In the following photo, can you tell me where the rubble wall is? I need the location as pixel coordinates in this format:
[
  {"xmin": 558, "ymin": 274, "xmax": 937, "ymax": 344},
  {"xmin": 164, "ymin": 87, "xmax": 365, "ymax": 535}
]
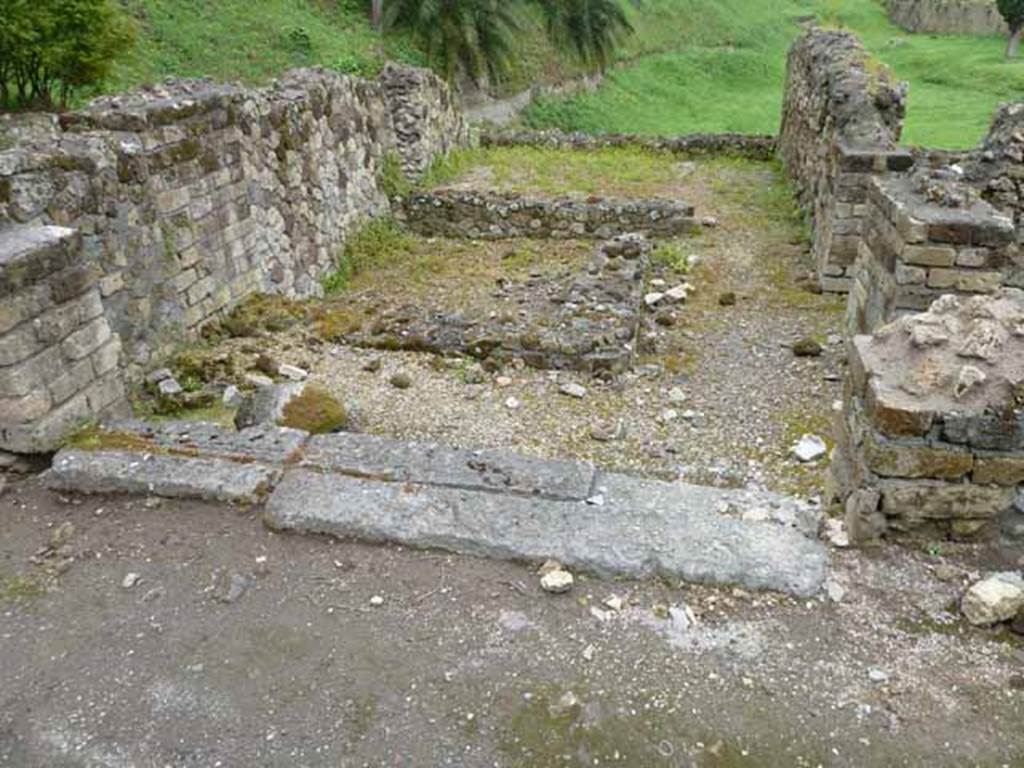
[
  {"xmin": 397, "ymin": 191, "xmax": 695, "ymax": 240},
  {"xmin": 883, "ymin": 0, "xmax": 1005, "ymax": 36},
  {"xmin": 0, "ymin": 66, "xmax": 466, "ymax": 453},
  {"xmin": 779, "ymin": 28, "xmax": 913, "ymax": 292}
]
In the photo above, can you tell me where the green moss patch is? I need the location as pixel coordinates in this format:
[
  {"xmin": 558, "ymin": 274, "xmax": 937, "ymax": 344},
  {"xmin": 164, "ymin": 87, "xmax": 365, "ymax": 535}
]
[{"xmin": 281, "ymin": 385, "xmax": 348, "ymax": 434}]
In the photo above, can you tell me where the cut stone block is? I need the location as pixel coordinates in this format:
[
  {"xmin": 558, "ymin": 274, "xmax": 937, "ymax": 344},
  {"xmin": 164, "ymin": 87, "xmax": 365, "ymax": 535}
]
[
  {"xmin": 45, "ymin": 449, "xmax": 280, "ymax": 504},
  {"xmin": 300, "ymin": 432, "xmax": 596, "ymax": 500},
  {"xmin": 265, "ymin": 467, "xmax": 828, "ymax": 596},
  {"xmin": 108, "ymin": 420, "xmax": 308, "ymax": 465}
]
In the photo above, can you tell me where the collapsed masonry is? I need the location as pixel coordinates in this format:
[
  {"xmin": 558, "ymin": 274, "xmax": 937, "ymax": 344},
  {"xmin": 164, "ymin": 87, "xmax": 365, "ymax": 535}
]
[{"xmin": 343, "ymin": 234, "xmax": 653, "ymax": 375}]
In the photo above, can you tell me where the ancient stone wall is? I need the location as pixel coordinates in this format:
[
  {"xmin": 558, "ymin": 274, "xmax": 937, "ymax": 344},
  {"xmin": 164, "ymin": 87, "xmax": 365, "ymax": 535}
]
[
  {"xmin": 847, "ymin": 170, "xmax": 1020, "ymax": 336},
  {"xmin": 961, "ymin": 102, "xmax": 1024, "ymax": 234},
  {"xmin": 779, "ymin": 28, "xmax": 913, "ymax": 292},
  {"xmin": 831, "ymin": 289, "xmax": 1024, "ymax": 543},
  {"xmin": 0, "ymin": 227, "xmax": 129, "ymax": 452},
  {"xmin": 481, "ymin": 129, "xmax": 777, "ymax": 161},
  {"xmin": 396, "ymin": 190, "xmax": 695, "ymax": 240},
  {"xmin": 0, "ymin": 66, "xmax": 466, "ymax": 453},
  {"xmin": 883, "ymin": 0, "xmax": 1005, "ymax": 36}
]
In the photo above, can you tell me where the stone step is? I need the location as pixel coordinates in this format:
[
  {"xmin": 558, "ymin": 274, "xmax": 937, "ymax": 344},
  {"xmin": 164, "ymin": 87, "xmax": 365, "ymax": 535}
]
[
  {"xmin": 266, "ymin": 436, "xmax": 828, "ymax": 597},
  {"xmin": 44, "ymin": 423, "xmax": 830, "ymax": 595},
  {"xmin": 47, "ymin": 450, "xmax": 279, "ymax": 504}
]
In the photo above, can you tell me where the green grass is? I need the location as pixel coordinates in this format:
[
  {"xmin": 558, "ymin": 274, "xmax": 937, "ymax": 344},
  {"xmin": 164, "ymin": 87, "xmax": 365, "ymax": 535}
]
[
  {"xmin": 427, "ymin": 144, "xmax": 696, "ymax": 196},
  {"xmin": 322, "ymin": 217, "xmax": 417, "ymax": 294},
  {"xmin": 525, "ymin": 0, "xmax": 1024, "ymax": 149},
  {"xmin": 109, "ymin": 0, "xmax": 424, "ymax": 91}
]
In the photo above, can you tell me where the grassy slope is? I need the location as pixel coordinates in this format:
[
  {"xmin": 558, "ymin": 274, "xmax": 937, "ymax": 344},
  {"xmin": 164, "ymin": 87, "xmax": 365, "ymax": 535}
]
[
  {"xmin": 109, "ymin": 0, "xmax": 423, "ymax": 90},
  {"xmin": 108, "ymin": 0, "xmax": 577, "ymax": 97},
  {"xmin": 526, "ymin": 0, "xmax": 1024, "ymax": 148}
]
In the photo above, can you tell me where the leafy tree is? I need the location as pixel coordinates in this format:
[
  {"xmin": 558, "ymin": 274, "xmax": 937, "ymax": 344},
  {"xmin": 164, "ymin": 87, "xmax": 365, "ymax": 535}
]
[
  {"xmin": 998, "ymin": 0, "xmax": 1024, "ymax": 58},
  {"xmin": 0, "ymin": 0, "xmax": 135, "ymax": 110},
  {"xmin": 535, "ymin": 0, "xmax": 635, "ymax": 72}
]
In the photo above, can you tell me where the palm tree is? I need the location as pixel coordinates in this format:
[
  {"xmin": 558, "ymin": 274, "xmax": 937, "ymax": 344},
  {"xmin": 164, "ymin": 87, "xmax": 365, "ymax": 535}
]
[
  {"xmin": 384, "ymin": 0, "xmax": 520, "ymax": 84},
  {"xmin": 534, "ymin": 0, "xmax": 635, "ymax": 72}
]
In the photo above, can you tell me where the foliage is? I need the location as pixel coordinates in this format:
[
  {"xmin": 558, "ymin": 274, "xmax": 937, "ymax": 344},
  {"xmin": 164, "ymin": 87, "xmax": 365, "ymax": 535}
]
[
  {"xmin": 383, "ymin": 0, "xmax": 521, "ymax": 84},
  {"xmin": 998, "ymin": 0, "xmax": 1024, "ymax": 30},
  {"xmin": 0, "ymin": 0, "xmax": 135, "ymax": 109},
  {"xmin": 323, "ymin": 217, "xmax": 415, "ymax": 293},
  {"xmin": 536, "ymin": 0, "xmax": 635, "ymax": 71}
]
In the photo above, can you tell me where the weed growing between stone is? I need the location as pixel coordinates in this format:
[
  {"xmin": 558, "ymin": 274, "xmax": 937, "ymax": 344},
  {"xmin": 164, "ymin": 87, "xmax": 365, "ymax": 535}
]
[{"xmin": 322, "ymin": 218, "xmax": 417, "ymax": 294}]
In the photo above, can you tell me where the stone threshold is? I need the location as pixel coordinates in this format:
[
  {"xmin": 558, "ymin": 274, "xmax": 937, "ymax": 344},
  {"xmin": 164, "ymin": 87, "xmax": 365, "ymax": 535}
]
[{"xmin": 44, "ymin": 421, "xmax": 829, "ymax": 597}]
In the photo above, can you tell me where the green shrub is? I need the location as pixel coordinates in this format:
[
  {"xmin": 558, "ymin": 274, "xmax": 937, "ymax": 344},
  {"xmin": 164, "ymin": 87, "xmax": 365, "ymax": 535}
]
[{"xmin": 0, "ymin": 0, "xmax": 135, "ymax": 109}]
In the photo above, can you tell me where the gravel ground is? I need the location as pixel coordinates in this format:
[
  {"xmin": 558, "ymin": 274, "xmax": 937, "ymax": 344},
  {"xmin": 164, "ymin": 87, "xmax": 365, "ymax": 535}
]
[
  {"xmin": 1, "ymin": 480, "xmax": 1022, "ymax": 767},
  {"xmin": 210, "ymin": 158, "xmax": 844, "ymax": 496}
]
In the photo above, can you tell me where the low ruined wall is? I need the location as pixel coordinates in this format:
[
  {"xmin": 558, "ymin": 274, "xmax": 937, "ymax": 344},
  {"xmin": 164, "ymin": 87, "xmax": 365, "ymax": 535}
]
[
  {"xmin": 883, "ymin": 0, "xmax": 1005, "ymax": 36},
  {"xmin": 396, "ymin": 191, "xmax": 696, "ymax": 240},
  {"xmin": 0, "ymin": 66, "xmax": 466, "ymax": 453},
  {"xmin": 831, "ymin": 289, "xmax": 1024, "ymax": 543},
  {"xmin": 848, "ymin": 172, "xmax": 1020, "ymax": 336},
  {"xmin": 780, "ymin": 28, "xmax": 913, "ymax": 292},
  {"xmin": 962, "ymin": 102, "xmax": 1024, "ymax": 235},
  {"xmin": 481, "ymin": 129, "xmax": 777, "ymax": 161}
]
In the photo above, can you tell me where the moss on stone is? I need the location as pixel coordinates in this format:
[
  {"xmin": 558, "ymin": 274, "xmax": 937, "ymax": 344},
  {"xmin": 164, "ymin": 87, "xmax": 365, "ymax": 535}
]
[{"xmin": 280, "ymin": 385, "xmax": 348, "ymax": 434}]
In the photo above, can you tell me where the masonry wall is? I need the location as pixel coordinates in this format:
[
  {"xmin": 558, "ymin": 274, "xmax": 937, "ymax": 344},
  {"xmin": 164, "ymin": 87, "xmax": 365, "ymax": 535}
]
[
  {"xmin": 779, "ymin": 28, "xmax": 913, "ymax": 292},
  {"xmin": 0, "ymin": 66, "xmax": 466, "ymax": 453},
  {"xmin": 883, "ymin": 0, "xmax": 1005, "ymax": 36},
  {"xmin": 831, "ymin": 289, "xmax": 1024, "ymax": 544},
  {"xmin": 848, "ymin": 173, "xmax": 1020, "ymax": 336},
  {"xmin": 397, "ymin": 191, "xmax": 696, "ymax": 240}
]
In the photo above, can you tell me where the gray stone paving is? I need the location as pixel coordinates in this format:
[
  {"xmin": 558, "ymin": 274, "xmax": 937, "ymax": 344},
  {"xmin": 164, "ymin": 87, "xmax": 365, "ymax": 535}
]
[{"xmin": 44, "ymin": 422, "xmax": 829, "ymax": 595}]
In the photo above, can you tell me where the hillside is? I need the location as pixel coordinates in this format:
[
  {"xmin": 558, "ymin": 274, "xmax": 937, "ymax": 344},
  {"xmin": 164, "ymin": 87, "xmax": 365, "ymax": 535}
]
[
  {"xmin": 527, "ymin": 0, "xmax": 1024, "ymax": 148},
  {"xmin": 106, "ymin": 0, "xmax": 1024, "ymax": 149}
]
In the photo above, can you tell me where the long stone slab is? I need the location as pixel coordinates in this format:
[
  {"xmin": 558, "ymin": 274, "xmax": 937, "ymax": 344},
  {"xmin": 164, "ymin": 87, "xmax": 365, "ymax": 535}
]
[
  {"xmin": 300, "ymin": 433, "xmax": 596, "ymax": 501},
  {"xmin": 46, "ymin": 449, "xmax": 279, "ymax": 504},
  {"xmin": 264, "ymin": 467, "xmax": 828, "ymax": 596},
  {"xmin": 108, "ymin": 420, "xmax": 308, "ymax": 465}
]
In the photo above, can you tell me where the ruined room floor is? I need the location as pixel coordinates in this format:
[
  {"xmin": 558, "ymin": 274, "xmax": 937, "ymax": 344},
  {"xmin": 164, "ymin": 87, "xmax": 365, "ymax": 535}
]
[
  {"xmin": 1, "ymin": 480, "xmax": 1023, "ymax": 767},
  {"xmin": 197, "ymin": 156, "xmax": 844, "ymax": 496}
]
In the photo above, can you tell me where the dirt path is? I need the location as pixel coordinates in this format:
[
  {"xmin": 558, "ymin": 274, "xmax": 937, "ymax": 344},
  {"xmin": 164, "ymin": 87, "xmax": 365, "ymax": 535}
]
[{"xmin": 1, "ymin": 480, "xmax": 1022, "ymax": 766}]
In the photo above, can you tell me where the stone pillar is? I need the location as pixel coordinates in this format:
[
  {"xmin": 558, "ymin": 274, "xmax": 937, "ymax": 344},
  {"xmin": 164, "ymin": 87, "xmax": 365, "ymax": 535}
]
[{"xmin": 831, "ymin": 288, "xmax": 1024, "ymax": 544}]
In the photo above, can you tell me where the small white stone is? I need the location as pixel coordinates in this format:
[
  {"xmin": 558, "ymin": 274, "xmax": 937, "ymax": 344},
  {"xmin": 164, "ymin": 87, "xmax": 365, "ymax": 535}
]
[
  {"xmin": 667, "ymin": 387, "xmax": 686, "ymax": 404},
  {"xmin": 791, "ymin": 434, "xmax": 827, "ymax": 463},
  {"xmin": 540, "ymin": 569, "xmax": 574, "ymax": 594},
  {"xmin": 222, "ymin": 385, "xmax": 243, "ymax": 408},
  {"xmin": 504, "ymin": 397, "xmax": 521, "ymax": 410},
  {"xmin": 495, "ymin": 376, "xmax": 513, "ymax": 387},
  {"xmin": 559, "ymin": 382, "xmax": 587, "ymax": 399},
  {"xmin": 961, "ymin": 572, "xmax": 1024, "ymax": 626},
  {"xmin": 664, "ymin": 285, "xmax": 689, "ymax": 303},
  {"xmin": 122, "ymin": 573, "xmax": 141, "ymax": 589},
  {"xmin": 644, "ymin": 292, "xmax": 665, "ymax": 308},
  {"xmin": 824, "ymin": 518, "xmax": 850, "ymax": 548},
  {"xmin": 582, "ymin": 644, "xmax": 596, "ymax": 662},
  {"xmin": 278, "ymin": 364, "xmax": 308, "ymax": 382},
  {"xmin": 868, "ymin": 669, "xmax": 889, "ymax": 684},
  {"xmin": 826, "ymin": 579, "xmax": 847, "ymax": 603},
  {"xmin": 603, "ymin": 595, "xmax": 623, "ymax": 611},
  {"xmin": 369, "ymin": 595, "xmax": 385, "ymax": 607}
]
